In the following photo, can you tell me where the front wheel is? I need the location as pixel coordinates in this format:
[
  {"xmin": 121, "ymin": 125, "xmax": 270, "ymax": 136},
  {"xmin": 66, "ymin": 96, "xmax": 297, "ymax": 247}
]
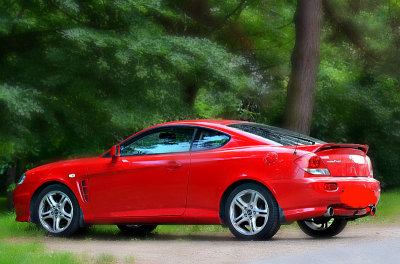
[
  {"xmin": 297, "ymin": 218, "xmax": 347, "ymax": 238},
  {"xmin": 224, "ymin": 183, "xmax": 280, "ymax": 240},
  {"xmin": 34, "ymin": 184, "xmax": 80, "ymax": 237},
  {"xmin": 117, "ymin": 225, "xmax": 157, "ymax": 236}
]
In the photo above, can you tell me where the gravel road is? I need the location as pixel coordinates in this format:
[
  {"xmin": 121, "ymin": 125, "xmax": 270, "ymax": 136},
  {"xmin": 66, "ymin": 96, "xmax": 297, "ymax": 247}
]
[{"xmin": 11, "ymin": 224, "xmax": 400, "ymax": 264}]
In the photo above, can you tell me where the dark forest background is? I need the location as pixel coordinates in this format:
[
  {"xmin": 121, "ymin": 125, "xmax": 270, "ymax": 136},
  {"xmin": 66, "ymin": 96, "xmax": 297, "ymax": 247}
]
[{"xmin": 1, "ymin": 0, "xmax": 400, "ymax": 202}]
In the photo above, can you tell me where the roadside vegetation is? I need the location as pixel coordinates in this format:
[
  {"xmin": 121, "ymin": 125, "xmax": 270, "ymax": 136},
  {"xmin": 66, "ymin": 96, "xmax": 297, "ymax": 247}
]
[{"xmin": 0, "ymin": 242, "xmax": 79, "ymax": 264}]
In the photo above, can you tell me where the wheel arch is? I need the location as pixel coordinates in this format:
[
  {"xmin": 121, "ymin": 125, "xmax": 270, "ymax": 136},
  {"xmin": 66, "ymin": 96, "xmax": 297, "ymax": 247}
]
[
  {"xmin": 29, "ymin": 181, "xmax": 85, "ymax": 227},
  {"xmin": 219, "ymin": 179, "xmax": 285, "ymax": 225}
]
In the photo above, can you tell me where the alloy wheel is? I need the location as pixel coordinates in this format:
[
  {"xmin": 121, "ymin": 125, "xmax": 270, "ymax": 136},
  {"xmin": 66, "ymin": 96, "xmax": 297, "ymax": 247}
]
[
  {"xmin": 38, "ymin": 191, "xmax": 74, "ymax": 233},
  {"xmin": 229, "ymin": 189, "xmax": 269, "ymax": 235}
]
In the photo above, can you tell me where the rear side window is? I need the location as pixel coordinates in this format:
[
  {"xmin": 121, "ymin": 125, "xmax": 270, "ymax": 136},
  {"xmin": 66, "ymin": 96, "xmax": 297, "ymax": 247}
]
[
  {"xmin": 228, "ymin": 123, "xmax": 325, "ymax": 146},
  {"xmin": 192, "ymin": 129, "xmax": 230, "ymax": 151}
]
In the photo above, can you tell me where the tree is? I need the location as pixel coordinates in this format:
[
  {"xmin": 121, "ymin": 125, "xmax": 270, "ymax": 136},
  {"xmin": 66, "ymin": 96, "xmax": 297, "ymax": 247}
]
[
  {"xmin": 0, "ymin": 0, "xmax": 256, "ymax": 204},
  {"xmin": 283, "ymin": 0, "xmax": 323, "ymax": 135},
  {"xmin": 1, "ymin": 0, "xmax": 400, "ymax": 196}
]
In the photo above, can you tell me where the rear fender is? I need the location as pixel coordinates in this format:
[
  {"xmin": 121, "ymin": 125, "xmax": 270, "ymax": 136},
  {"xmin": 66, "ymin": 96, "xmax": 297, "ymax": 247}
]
[{"xmin": 218, "ymin": 177, "xmax": 285, "ymax": 225}]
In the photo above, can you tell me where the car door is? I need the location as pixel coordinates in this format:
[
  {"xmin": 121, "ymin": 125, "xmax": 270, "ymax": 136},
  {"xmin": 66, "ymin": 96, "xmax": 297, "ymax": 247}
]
[
  {"xmin": 185, "ymin": 128, "xmax": 232, "ymax": 215},
  {"xmin": 88, "ymin": 126, "xmax": 195, "ymax": 218}
]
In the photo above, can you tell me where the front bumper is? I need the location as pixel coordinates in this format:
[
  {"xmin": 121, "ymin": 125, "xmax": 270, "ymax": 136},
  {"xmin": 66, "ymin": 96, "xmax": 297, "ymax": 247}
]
[
  {"xmin": 264, "ymin": 177, "xmax": 380, "ymax": 223},
  {"xmin": 13, "ymin": 183, "xmax": 36, "ymax": 222}
]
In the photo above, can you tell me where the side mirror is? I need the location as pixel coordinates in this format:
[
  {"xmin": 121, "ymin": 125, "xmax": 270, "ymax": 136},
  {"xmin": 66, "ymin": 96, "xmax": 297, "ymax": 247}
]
[{"xmin": 110, "ymin": 145, "xmax": 120, "ymax": 163}]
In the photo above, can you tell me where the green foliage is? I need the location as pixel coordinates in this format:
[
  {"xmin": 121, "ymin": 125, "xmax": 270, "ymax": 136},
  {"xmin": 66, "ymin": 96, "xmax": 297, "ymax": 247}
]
[
  {"xmin": 6, "ymin": 183, "xmax": 15, "ymax": 192},
  {"xmin": 314, "ymin": 63, "xmax": 400, "ymax": 187},
  {"xmin": 0, "ymin": 0, "xmax": 256, "ymax": 179},
  {"xmin": 311, "ymin": 0, "xmax": 400, "ymax": 188},
  {"xmin": 0, "ymin": 0, "xmax": 399, "ymax": 189}
]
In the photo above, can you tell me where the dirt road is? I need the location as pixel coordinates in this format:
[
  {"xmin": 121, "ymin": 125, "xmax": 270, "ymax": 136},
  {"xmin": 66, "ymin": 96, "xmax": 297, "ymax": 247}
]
[{"xmin": 13, "ymin": 224, "xmax": 400, "ymax": 264}]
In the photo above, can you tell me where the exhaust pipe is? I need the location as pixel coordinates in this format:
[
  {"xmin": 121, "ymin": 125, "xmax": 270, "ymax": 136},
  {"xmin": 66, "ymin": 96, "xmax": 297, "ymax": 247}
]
[
  {"xmin": 369, "ymin": 206, "xmax": 376, "ymax": 216},
  {"xmin": 323, "ymin": 207, "xmax": 334, "ymax": 217}
]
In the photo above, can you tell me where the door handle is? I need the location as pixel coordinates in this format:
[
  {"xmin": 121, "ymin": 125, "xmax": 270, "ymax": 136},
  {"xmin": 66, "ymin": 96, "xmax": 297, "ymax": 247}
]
[{"xmin": 166, "ymin": 161, "xmax": 182, "ymax": 170}]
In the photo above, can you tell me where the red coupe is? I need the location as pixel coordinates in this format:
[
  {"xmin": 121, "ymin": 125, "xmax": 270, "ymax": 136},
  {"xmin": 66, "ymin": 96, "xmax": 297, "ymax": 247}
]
[{"xmin": 13, "ymin": 120, "xmax": 380, "ymax": 239}]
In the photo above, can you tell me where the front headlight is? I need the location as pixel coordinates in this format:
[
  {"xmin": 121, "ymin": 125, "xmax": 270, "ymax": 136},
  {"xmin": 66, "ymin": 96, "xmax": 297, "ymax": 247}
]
[{"xmin": 18, "ymin": 173, "xmax": 26, "ymax": 185}]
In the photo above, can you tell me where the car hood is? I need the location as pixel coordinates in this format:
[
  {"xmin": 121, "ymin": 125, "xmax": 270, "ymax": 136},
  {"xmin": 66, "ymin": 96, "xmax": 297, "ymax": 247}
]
[{"xmin": 28, "ymin": 157, "xmax": 101, "ymax": 176}]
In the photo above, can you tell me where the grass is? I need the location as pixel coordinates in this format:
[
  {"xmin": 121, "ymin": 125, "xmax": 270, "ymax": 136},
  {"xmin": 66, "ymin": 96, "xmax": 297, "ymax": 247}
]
[
  {"xmin": 376, "ymin": 190, "xmax": 400, "ymax": 218},
  {"xmin": 95, "ymin": 253, "xmax": 116, "ymax": 264},
  {"xmin": 124, "ymin": 256, "xmax": 136, "ymax": 264},
  {"xmin": 0, "ymin": 213, "xmax": 44, "ymax": 239},
  {"xmin": 0, "ymin": 241, "xmax": 79, "ymax": 264},
  {"xmin": 83, "ymin": 224, "xmax": 227, "ymax": 239},
  {"xmin": 0, "ymin": 241, "xmax": 121, "ymax": 264},
  {"xmin": 157, "ymin": 224, "xmax": 226, "ymax": 233},
  {"xmin": 0, "ymin": 197, "xmax": 45, "ymax": 239}
]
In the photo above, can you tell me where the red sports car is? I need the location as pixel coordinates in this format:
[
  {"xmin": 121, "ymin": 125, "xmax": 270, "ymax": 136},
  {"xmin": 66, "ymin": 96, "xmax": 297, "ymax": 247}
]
[{"xmin": 13, "ymin": 120, "xmax": 380, "ymax": 239}]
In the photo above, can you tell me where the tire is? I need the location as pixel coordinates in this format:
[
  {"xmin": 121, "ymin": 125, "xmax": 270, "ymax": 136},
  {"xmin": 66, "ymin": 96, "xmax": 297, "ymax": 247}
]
[
  {"xmin": 224, "ymin": 183, "xmax": 280, "ymax": 240},
  {"xmin": 117, "ymin": 225, "xmax": 157, "ymax": 236},
  {"xmin": 33, "ymin": 184, "xmax": 80, "ymax": 237},
  {"xmin": 297, "ymin": 218, "xmax": 348, "ymax": 238}
]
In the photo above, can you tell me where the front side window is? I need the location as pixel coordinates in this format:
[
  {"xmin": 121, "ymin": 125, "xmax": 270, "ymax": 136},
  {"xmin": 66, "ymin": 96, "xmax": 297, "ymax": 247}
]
[
  {"xmin": 192, "ymin": 129, "xmax": 230, "ymax": 151},
  {"xmin": 120, "ymin": 127, "xmax": 195, "ymax": 156}
]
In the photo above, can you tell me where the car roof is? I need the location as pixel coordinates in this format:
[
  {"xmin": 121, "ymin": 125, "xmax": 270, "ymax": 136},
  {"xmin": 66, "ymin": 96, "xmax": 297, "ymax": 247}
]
[
  {"xmin": 110, "ymin": 120, "xmax": 251, "ymax": 152},
  {"xmin": 152, "ymin": 119, "xmax": 268, "ymax": 144},
  {"xmin": 103, "ymin": 119, "xmax": 277, "ymax": 156},
  {"xmin": 157, "ymin": 119, "xmax": 248, "ymax": 127}
]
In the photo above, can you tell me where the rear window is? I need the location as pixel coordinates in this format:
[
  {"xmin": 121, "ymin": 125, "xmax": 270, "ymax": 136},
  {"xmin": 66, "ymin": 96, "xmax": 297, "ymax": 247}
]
[{"xmin": 228, "ymin": 123, "xmax": 325, "ymax": 146}]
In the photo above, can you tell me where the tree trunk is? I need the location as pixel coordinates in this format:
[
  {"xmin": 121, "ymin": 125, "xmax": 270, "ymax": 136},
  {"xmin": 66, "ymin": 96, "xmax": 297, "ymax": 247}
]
[
  {"xmin": 6, "ymin": 166, "xmax": 16, "ymax": 211},
  {"xmin": 186, "ymin": 83, "xmax": 200, "ymax": 108},
  {"xmin": 283, "ymin": 0, "xmax": 323, "ymax": 135}
]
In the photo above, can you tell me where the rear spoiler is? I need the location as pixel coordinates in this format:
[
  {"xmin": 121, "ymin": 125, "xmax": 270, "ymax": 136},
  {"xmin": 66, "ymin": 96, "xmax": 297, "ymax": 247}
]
[{"xmin": 313, "ymin": 143, "xmax": 369, "ymax": 154}]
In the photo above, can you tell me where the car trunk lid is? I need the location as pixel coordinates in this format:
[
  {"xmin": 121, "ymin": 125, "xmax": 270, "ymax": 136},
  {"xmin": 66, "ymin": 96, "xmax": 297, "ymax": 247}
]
[{"xmin": 313, "ymin": 144, "xmax": 370, "ymax": 177}]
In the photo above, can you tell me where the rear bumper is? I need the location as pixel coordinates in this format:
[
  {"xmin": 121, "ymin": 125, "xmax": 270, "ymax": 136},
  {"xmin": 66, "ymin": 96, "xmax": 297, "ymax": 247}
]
[{"xmin": 264, "ymin": 177, "xmax": 380, "ymax": 223}]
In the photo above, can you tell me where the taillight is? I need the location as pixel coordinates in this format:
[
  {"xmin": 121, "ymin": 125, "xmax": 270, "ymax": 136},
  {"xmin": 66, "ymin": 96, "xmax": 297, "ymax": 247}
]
[
  {"xmin": 294, "ymin": 153, "xmax": 330, "ymax": 176},
  {"xmin": 366, "ymin": 156, "xmax": 373, "ymax": 178},
  {"xmin": 308, "ymin": 155, "xmax": 321, "ymax": 168}
]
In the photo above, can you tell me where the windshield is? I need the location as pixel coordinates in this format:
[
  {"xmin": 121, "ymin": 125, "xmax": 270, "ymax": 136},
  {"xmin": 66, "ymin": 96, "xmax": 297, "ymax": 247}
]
[{"xmin": 228, "ymin": 123, "xmax": 325, "ymax": 146}]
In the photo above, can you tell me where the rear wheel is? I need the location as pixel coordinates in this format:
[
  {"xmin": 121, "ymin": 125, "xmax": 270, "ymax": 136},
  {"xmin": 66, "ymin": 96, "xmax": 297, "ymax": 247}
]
[
  {"xmin": 117, "ymin": 225, "xmax": 157, "ymax": 236},
  {"xmin": 297, "ymin": 218, "xmax": 347, "ymax": 238},
  {"xmin": 224, "ymin": 183, "xmax": 280, "ymax": 240}
]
